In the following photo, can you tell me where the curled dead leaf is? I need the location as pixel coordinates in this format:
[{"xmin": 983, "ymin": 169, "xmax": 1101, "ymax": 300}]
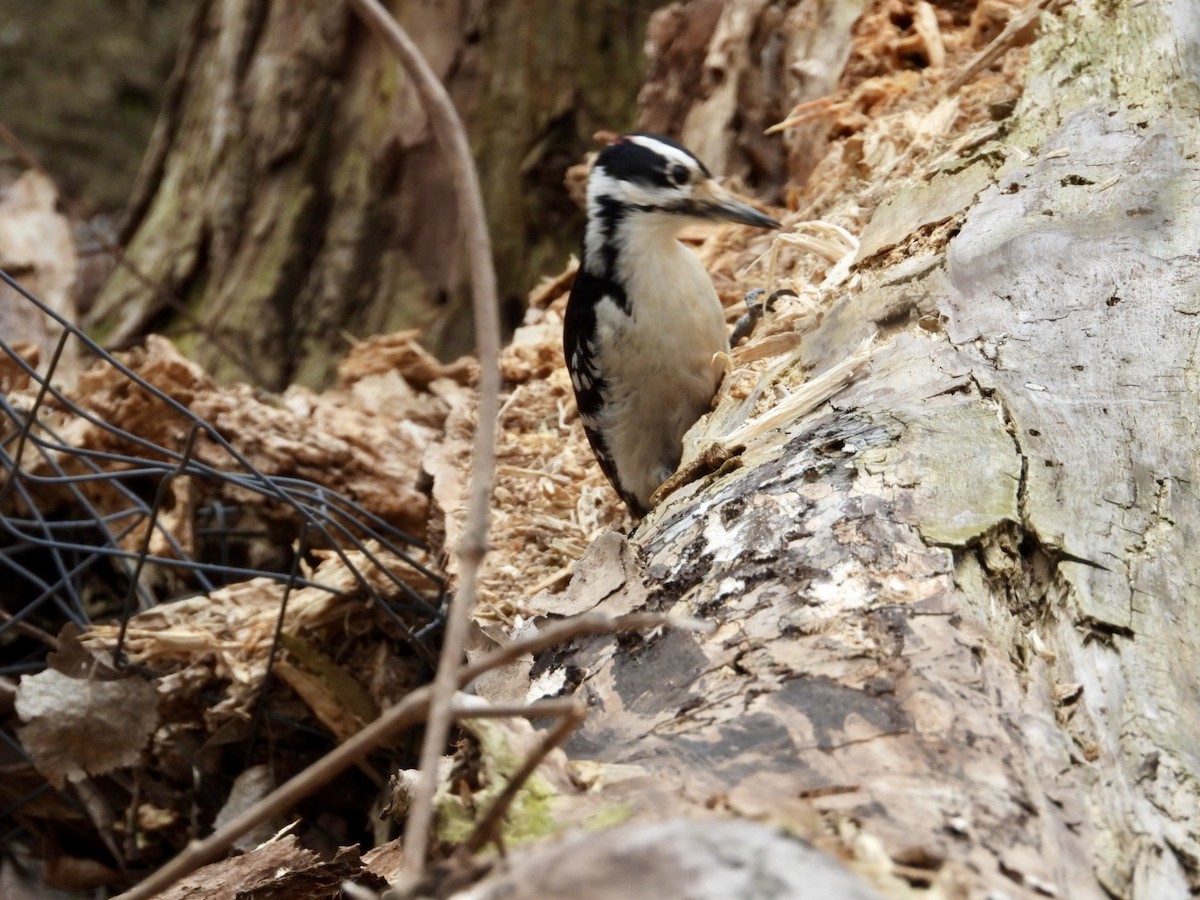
[{"xmin": 15, "ymin": 668, "xmax": 159, "ymax": 789}]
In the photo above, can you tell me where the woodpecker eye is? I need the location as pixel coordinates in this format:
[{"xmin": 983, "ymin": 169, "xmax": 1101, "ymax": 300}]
[{"xmin": 668, "ymin": 164, "xmax": 690, "ymax": 186}]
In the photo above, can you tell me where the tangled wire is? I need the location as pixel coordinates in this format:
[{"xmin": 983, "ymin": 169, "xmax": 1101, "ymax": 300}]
[{"xmin": 0, "ymin": 267, "xmax": 444, "ymax": 863}]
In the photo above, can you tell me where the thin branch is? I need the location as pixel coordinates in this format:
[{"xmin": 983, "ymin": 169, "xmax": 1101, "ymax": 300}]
[
  {"xmin": 0, "ymin": 610, "xmax": 60, "ymax": 650},
  {"xmin": 342, "ymin": 0, "xmax": 502, "ymax": 878},
  {"xmin": 944, "ymin": 0, "xmax": 1062, "ymax": 93},
  {"xmin": 112, "ymin": 612, "xmax": 690, "ymax": 900}
]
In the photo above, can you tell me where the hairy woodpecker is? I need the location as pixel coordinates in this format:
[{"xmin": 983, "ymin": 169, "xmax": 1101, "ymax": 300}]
[{"xmin": 564, "ymin": 134, "xmax": 780, "ymax": 517}]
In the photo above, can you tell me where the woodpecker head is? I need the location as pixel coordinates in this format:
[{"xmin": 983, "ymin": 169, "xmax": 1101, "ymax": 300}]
[{"xmin": 582, "ymin": 134, "xmax": 780, "ymax": 278}]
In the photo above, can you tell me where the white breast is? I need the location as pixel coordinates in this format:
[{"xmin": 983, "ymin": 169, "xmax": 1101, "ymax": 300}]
[{"xmin": 593, "ymin": 233, "xmax": 729, "ymax": 509}]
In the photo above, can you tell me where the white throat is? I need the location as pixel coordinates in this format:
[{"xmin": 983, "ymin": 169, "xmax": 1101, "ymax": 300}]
[{"xmin": 584, "ymin": 208, "xmax": 689, "ymax": 285}]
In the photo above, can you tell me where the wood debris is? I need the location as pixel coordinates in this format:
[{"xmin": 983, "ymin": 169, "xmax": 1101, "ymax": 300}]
[{"xmin": 83, "ymin": 545, "xmax": 434, "ymax": 720}]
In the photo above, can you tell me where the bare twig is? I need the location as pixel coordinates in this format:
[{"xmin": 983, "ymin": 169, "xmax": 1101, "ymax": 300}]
[
  {"xmin": 72, "ymin": 775, "xmax": 124, "ymax": 871},
  {"xmin": 342, "ymin": 0, "xmax": 502, "ymax": 878},
  {"xmin": 113, "ymin": 612, "xmax": 688, "ymax": 900},
  {"xmin": 944, "ymin": 0, "xmax": 1062, "ymax": 93},
  {"xmin": 0, "ymin": 611, "xmax": 60, "ymax": 650}
]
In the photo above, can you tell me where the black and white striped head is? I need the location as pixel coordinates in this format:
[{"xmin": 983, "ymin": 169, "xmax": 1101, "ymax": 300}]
[{"xmin": 586, "ymin": 134, "xmax": 778, "ymax": 238}]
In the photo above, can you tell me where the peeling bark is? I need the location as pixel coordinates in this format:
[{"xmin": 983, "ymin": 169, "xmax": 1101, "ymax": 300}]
[{"xmin": 22, "ymin": 0, "xmax": 1200, "ymax": 896}]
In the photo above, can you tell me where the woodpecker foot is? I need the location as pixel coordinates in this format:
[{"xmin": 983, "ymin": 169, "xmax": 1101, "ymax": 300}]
[
  {"xmin": 730, "ymin": 289, "xmax": 766, "ymax": 346},
  {"xmin": 730, "ymin": 288, "xmax": 798, "ymax": 346},
  {"xmin": 648, "ymin": 441, "xmax": 746, "ymax": 510}
]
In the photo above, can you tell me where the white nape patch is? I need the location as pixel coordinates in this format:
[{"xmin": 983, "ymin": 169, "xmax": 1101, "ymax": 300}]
[{"xmin": 587, "ymin": 165, "xmax": 692, "ymax": 213}]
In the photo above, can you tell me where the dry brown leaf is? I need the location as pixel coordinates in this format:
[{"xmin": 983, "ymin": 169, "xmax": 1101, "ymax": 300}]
[
  {"xmin": 273, "ymin": 653, "xmax": 378, "ymax": 744},
  {"xmin": 533, "ymin": 531, "xmax": 646, "ymax": 619},
  {"xmin": 152, "ymin": 834, "xmax": 384, "ymax": 900},
  {"xmin": 15, "ymin": 668, "xmax": 159, "ymax": 788}
]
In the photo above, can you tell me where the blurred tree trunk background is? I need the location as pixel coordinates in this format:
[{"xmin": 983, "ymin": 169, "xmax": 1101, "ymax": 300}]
[
  {"xmin": 74, "ymin": 0, "xmax": 660, "ymax": 389},
  {"xmin": 0, "ymin": 0, "xmax": 192, "ymax": 214}
]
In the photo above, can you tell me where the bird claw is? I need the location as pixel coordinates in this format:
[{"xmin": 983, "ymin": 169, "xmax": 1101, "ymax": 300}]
[
  {"xmin": 730, "ymin": 288, "xmax": 766, "ymax": 346},
  {"xmin": 648, "ymin": 441, "xmax": 745, "ymax": 511},
  {"xmin": 730, "ymin": 288, "xmax": 797, "ymax": 346}
]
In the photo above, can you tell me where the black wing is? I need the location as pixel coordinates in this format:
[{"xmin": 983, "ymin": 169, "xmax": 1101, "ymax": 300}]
[{"xmin": 564, "ymin": 269, "xmax": 645, "ymax": 515}]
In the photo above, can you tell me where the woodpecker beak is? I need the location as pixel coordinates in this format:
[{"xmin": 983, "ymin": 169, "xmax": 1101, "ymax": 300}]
[{"xmin": 695, "ymin": 180, "xmax": 781, "ymax": 230}]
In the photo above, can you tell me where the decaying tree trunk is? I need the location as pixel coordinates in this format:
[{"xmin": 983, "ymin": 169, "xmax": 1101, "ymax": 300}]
[
  {"xmin": 460, "ymin": 0, "xmax": 1200, "ymax": 897},
  {"xmin": 85, "ymin": 0, "xmax": 659, "ymax": 389}
]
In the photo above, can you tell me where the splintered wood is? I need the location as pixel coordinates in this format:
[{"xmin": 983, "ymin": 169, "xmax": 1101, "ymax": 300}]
[
  {"xmin": 427, "ymin": 308, "xmax": 628, "ymax": 621},
  {"xmin": 771, "ymin": 0, "xmax": 1039, "ymax": 255},
  {"xmin": 83, "ymin": 545, "xmax": 433, "ymax": 721},
  {"xmin": 7, "ymin": 333, "xmax": 455, "ymax": 550}
]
